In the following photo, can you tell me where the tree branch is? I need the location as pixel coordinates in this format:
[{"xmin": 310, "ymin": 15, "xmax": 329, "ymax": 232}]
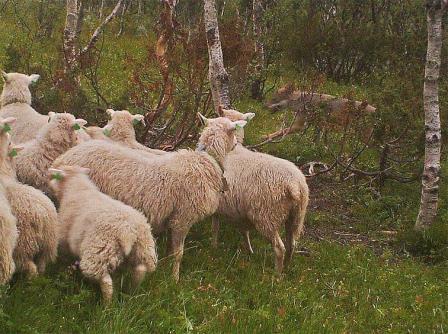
[{"xmin": 81, "ymin": 0, "xmax": 123, "ymax": 55}]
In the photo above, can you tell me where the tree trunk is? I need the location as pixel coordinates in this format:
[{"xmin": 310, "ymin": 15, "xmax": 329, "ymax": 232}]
[
  {"xmin": 99, "ymin": 0, "xmax": 105, "ymax": 19},
  {"xmin": 204, "ymin": 0, "xmax": 231, "ymax": 111},
  {"xmin": 251, "ymin": 0, "xmax": 264, "ymax": 100},
  {"xmin": 63, "ymin": 0, "xmax": 82, "ymax": 76},
  {"xmin": 415, "ymin": 0, "xmax": 446, "ymax": 230}
]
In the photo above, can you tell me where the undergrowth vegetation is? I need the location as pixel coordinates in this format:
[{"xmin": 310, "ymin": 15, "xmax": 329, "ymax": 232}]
[{"xmin": 0, "ymin": 0, "xmax": 447, "ymax": 332}]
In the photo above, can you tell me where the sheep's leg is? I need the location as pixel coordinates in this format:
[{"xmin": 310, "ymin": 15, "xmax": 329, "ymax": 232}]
[
  {"xmin": 238, "ymin": 228, "xmax": 253, "ymax": 254},
  {"xmin": 271, "ymin": 232, "xmax": 286, "ymax": 273},
  {"xmin": 36, "ymin": 257, "xmax": 47, "ymax": 275},
  {"xmin": 23, "ymin": 260, "xmax": 38, "ymax": 278},
  {"xmin": 284, "ymin": 219, "xmax": 296, "ymax": 270},
  {"xmin": 99, "ymin": 274, "xmax": 113, "ymax": 305},
  {"xmin": 211, "ymin": 216, "xmax": 220, "ymax": 248},
  {"xmin": 170, "ymin": 229, "xmax": 188, "ymax": 282},
  {"xmin": 165, "ymin": 229, "xmax": 173, "ymax": 257},
  {"xmin": 131, "ymin": 264, "xmax": 147, "ymax": 288}
]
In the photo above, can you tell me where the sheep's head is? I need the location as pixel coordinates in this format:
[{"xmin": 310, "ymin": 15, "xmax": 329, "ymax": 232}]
[
  {"xmin": 48, "ymin": 165, "xmax": 90, "ymax": 197},
  {"xmin": 0, "ymin": 117, "xmax": 24, "ymax": 176},
  {"xmin": 44, "ymin": 112, "xmax": 87, "ymax": 148},
  {"xmin": 196, "ymin": 114, "xmax": 247, "ymax": 163},
  {"xmin": 105, "ymin": 109, "xmax": 145, "ymax": 141},
  {"xmin": 216, "ymin": 105, "xmax": 255, "ymax": 143},
  {"xmin": 1, "ymin": 71, "xmax": 40, "ymax": 107}
]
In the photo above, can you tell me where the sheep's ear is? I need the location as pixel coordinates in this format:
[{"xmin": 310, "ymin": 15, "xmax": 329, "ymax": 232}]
[
  {"xmin": 1, "ymin": 71, "xmax": 9, "ymax": 83},
  {"xmin": 197, "ymin": 112, "xmax": 208, "ymax": 126},
  {"xmin": 73, "ymin": 118, "xmax": 87, "ymax": 127},
  {"xmin": 28, "ymin": 74, "xmax": 40, "ymax": 83},
  {"xmin": 0, "ymin": 117, "xmax": 16, "ymax": 133},
  {"xmin": 106, "ymin": 109, "xmax": 115, "ymax": 117},
  {"xmin": 132, "ymin": 114, "xmax": 145, "ymax": 126},
  {"xmin": 217, "ymin": 105, "xmax": 224, "ymax": 116},
  {"xmin": 78, "ymin": 167, "xmax": 90, "ymax": 175},
  {"xmin": 48, "ymin": 111, "xmax": 56, "ymax": 119},
  {"xmin": 229, "ymin": 120, "xmax": 247, "ymax": 130},
  {"xmin": 11, "ymin": 144, "xmax": 24, "ymax": 153},
  {"xmin": 8, "ymin": 144, "xmax": 24, "ymax": 158},
  {"xmin": 244, "ymin": 112, "xmax": 255, "ymax": 121}
]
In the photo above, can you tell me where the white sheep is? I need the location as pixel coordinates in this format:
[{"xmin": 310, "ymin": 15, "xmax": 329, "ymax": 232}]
[
  {"xmin": 0, "ymin": 71, "xmax": 48, "ymax": 144},
  {"xmin": 0, "ymin": 118, "xmax": 58, "ymax": 276},
  {"xmin": 103, "ymin": 109, "xmax": 167, "ymax": 155},
  {"xmin": 14, "ymin": 112, "xmax": 86, "ymax": 195},
  {"xmin": 0, "ymin": 182, "xmax": 17, "ymax": 284},
  {"xmin": 49, "ymin": 165, "xmax": 157, "ymax": 304},
  {"xmin": 199, "ymin": 112, "xmax": 309, "ymax": 273},
  {"xmin": 53, "ymin": 117, "xmax": 247, "ymax": 281},
  {"xmin": 0, "ymin": 118, "xmax": 18, "ymax": 284}
]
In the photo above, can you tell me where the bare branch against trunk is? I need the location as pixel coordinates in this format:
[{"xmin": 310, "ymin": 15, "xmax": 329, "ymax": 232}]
[
  {"xmin": 204, "ymin": 0, "xmax": 231, "ymax": 111},
  {"xmin": 81, "ymin": 0, "xmax": 124, "ymax": 55},
  {"xmin": 415, "ymin": 0, "xmax": 446, "ymax": 230}
]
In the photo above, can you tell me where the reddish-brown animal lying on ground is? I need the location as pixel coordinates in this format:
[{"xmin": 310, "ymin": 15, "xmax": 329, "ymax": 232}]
[{"xmin": 265, "ymin": 84, "xmax": 376, "ymax": 141}]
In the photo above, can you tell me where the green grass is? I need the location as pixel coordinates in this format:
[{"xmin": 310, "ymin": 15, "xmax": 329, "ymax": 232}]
[{"xmin": 1, "ymin": 222, "xmax": 447, "ymax": 333}]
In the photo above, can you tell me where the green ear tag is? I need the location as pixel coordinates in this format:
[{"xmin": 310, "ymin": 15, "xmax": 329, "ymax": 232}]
[
  {"xmin": 132, "ymin": 119, "xmax": 141, "ymax": 126},
  {"xmin": 103, "ymin": 128, "xmax": 111, "ymax": 137},
  {"xmin": 235, "ymin": 124, "xmax": 242, "ymax": 130},
  {"xmin": 51, "ymin": 172, "xmax": 63, "ymax": 181},
  {"xmin": 2, "ymin": 123, "xmax": 11, "ymax": 133},
  {"xmin": 8, "ymin": 148, "xmax": 17, "ymax": 158},
  {"xmin": 72, "ymin": 123, "xmax": 81, "ymax": 131}
]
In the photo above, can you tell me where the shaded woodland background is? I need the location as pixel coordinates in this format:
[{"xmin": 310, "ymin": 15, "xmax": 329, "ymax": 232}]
[{"xmin": 0, "ymin": 1, "xmax": 447, "ymax": 332}]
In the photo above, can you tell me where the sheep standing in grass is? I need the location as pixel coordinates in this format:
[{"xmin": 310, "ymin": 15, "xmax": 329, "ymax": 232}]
[
  {"xmin": 0, "ymin": 71, "xmax": 48, "ymax": 144},
  {"xmin": 53, "ymin": 117, "xmax": 247, "ymax": 281},
  {"xmin": 103, "ymin": 109, "xmax": 167, "ymax": 155},
  {"xmin": 200, "ymin": 112, "xmax": 309, "ymax": 273},
  {"xmin": 0, "ymin": 118, "xmax": 18, "ymax": 284},
  {"xmin": 0, "ymin": 118, "xmax": 58, "ymax": 276},
  {"xmin": 14, "ymin": 112, "xmax": 86, "ymax": 195},
  {"xmin": 0, "ymin": 182, "xmax": 17, "ymax": 284},
  {"xmin": 49, "ymin": 165, "xmax": 157, "ymax": 304}
]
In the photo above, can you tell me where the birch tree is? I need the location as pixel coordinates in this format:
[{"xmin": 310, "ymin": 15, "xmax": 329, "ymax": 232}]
[
  {"xmin": 63, "ymin": 0, "xmax": 124, "ymax": 81},
  {"xmin": 415, "ymin": 0, "xmax": 447, "ymax": 230},
  {"xmin": 204, "ymin": 0, "xmax": 231, "ymax": 111},
  {"xmin": 251, "ymin": 0, "xmax": 264, "ymax": 100}
]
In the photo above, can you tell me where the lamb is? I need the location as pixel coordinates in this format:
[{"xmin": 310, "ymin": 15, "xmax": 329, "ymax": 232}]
[
  {"xmin": 14, "ymin": 112, "xmax": 87, "ymax": 195},
  {"xmin": 53, "ymin": 117, "xmax": 247, "ymax": 281},
  {"xmin": 0, "ymin": 71, "xmax": 48, "ymax": 144},
  {"xmin": 199, "ymin": 111, "xmax": 309, "ymax": 273},
  {"xmin": 0, "ymin": 117, "xmax": 58, "ymax": 277},
  {"xmin": 103, "ymin": 109, "xmax": 167, "ymax": 155},
  {"xmin": 48, "ymin": 165, "xmax": 157, "ymax": 304}
]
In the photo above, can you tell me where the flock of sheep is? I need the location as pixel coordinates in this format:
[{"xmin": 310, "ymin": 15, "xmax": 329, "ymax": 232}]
[{"xmin": 0, "ymin": 71, "xmax": 309, "ymax": 303}]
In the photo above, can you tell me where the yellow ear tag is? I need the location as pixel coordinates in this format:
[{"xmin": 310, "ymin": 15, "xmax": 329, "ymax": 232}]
[
  {"xmin": 103, "ymin": 128, "xmax": 111, "ymax": 137},
  {"xmin": 2, "ymin": 123, "xmax": 11, "ymax": 133},
  {"xmin": 51, "ymin": 172, "xmax": 63, "ymax": 181},
  {"xmin": 8, "ymin": 148, "xmax": 17, "ymax": 158}
]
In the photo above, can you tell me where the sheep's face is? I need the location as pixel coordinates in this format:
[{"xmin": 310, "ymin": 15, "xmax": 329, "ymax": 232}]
[
  {"xmin": 216, "ymin": 106, "xmax": 255, "ymax": 143},
  {"xmin": 0, "ymin": 117, "xmax": 23, "ymax": 176},
  {"xmin": 48, "ymin": 165, "xmax": 90, "ymax": 197},
  {"xmin": 197, "ymin": 115, "xmax": 247, "ymax": 161},
  {"xmin": 105, "ymin": 109, "xmax": 145, "ymax": 139},
  {"xmin": 45, "ymin": 112, "xmax": 87, "ymax": 147},
  {"xmin": 1, "ymin": 71, "xmax": 40, "ymax": 107}
]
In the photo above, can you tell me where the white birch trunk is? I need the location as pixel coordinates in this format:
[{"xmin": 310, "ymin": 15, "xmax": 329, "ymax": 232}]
[
  {"xmin": 63, "ymin": 0, "xmax": 82, "ymax": 75},
  {"xmin": 204, "ymin": 0, "xmax": 231, "ymax": 111},
  {"xmin": 415, "ymin": 0, "xmax": 447, "ymax": 230}
]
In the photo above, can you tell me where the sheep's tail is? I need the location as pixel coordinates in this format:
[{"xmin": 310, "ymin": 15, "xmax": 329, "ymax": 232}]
[
  {"xmin": 38, "ymin": 220, "xmax": 59, "ymax": 266},
  {"xmin": 287, "ymin": 181, "xmax": 309, "ymax": 240},
  {"xmin": 117, "ymin": 223, "xmax": 138, "ymax": 257},
  {"xmin": 0, "ymin": 248, "xmax": 15, "ymax": 284},
  {"xmin": 284, "ymin": 180, "xmax": 309, "ymax": 269}
]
